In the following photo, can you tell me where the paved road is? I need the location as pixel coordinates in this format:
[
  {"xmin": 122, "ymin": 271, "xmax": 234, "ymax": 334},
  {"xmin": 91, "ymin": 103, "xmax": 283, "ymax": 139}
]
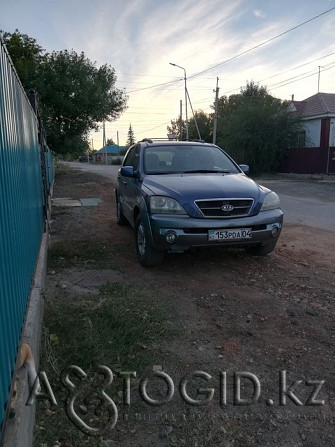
[
  {"xmin": 65, "ymin": 162, "xmax": 335, "ymax": 232},
  {"xmin": 259, "ymin": 179, "xmax": 335, "ymax": 231},
  {"xmin": 65, "ymin": 161, "xmax": 121, "ymax": 179}
]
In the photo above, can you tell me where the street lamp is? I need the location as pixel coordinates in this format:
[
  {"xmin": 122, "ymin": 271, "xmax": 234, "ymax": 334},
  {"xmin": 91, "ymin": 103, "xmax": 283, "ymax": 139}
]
[{"xmin": 170, "ymin": 62, "xmax": 189, "ymax": 140}]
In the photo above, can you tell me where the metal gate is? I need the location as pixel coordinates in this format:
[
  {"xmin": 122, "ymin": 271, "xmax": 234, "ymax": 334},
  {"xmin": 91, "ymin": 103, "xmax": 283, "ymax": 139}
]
[{"xmin": 328, "ymin": 147, "xmax": 335, "ymax": 174}]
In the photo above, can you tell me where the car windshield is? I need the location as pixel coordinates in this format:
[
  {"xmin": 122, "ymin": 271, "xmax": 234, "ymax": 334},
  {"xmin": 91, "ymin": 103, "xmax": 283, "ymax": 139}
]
[{"xmin": 144, "ymin": 145, "xmax": 240, "ymax": 174}]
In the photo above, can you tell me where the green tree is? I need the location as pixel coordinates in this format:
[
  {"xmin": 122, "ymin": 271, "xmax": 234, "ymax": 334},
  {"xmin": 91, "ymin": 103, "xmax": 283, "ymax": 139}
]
[
  {"xmin": 167, "ymin": 116, "xmax": 186, "ymax": 140},
  {"xmin": 126, "ymin": 124, "xmax": 136, "ymax": 147},
  {"xmin": 2, "ymin": 31, "xmax": 127, "ymax": 155},
  {"xmin": 106, "ymin": 138, "xmax": 115, "ymax": 145},
  {"xmin": 167, "ymin": 110, "xmax": 212, "ymax": 141},
  {"xmin": 216, "ymin": 81, "xmax": 302, "ymax": 174},
  {"xmin": 1, "ymin": 30, "xmax": 44, "ymax": 88},
  {"xmin": 189, "ymin": 110, "xmax": 212, "ymax": 142}
]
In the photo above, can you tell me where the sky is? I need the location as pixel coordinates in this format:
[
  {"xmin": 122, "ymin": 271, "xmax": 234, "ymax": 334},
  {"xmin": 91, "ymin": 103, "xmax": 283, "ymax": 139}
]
[{"xmin": 1, "ymin": 0, "xmax": 335, "ymax": 149}]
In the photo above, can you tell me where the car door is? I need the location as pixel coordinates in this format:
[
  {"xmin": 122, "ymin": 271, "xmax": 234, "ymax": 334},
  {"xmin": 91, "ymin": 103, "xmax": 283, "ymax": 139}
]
[{"xmin": 118, "ymin": 145, "xmax": 140, "ymax": 223}]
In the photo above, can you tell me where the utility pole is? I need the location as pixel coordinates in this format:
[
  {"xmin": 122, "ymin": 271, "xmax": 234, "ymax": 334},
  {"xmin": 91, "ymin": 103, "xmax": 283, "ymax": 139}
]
[
  {"xmin": 213, "ymin": 77, "xmax": 220, "ymax": 145},
  {"xmin": 170, "ymin": 63, "xmax": 188, "ymax": 139},
  {"xmin": 318, "ymin": 66, "xmax": 322, "ymax": 93},
  {"xmin": 89, "ymin": 138, "xmax": 94, "ymax": 163},
  {"xmin": 117, "ymin": 131, "xmax": 120, "ymax": 155},
  {"xmin": 179, "ymin": 99, "xmax": 183, "ymax": 140},
  {"xmin": 102, "ymin": 121, "xmax": 107, "ymax": 164},
  {"xmin": 184, "ymin": 70, "xmax": 189, "ymax": 140}
]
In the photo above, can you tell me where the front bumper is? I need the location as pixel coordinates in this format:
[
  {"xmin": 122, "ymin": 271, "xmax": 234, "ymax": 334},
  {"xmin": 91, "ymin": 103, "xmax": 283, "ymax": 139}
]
[{"xmin": 147, "ymin": 209, "xmax": 283, "ymax": 252}]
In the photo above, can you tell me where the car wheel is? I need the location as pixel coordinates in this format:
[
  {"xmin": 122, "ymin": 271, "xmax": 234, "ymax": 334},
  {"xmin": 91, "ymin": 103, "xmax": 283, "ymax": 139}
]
[
  {"xmin": 116, "ymin": 193, "xmax": 128, "ymax": 226},
  {"xmin": 135, "ymin": 216, "xmax": 164, "ymax": 267},
  {"xmin": 245, "ymin": 237, "xmax": 278, "ymax": 256}
]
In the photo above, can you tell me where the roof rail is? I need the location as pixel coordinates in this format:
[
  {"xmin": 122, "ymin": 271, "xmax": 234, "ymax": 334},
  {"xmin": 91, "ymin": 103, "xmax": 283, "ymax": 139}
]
[
  {"xmin": 138, "ymin": 138, "xmax": 208, "ymax": 144},
  {"xmin": 180, "ymin": 139, "xmax": 206, "ymax": 143},
  {"xmin": 139, "ymin": 138, "xmax": 153, "ymax": 143},
  {"xmin": 139, "ymin": 137, "xmax": 177, "ymax": 143}
]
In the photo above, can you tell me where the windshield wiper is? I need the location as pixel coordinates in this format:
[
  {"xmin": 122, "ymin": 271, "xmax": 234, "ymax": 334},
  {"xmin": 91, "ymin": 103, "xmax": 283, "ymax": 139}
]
[{"xmin": 183, "ymin": 169, "xmax": 232, "ymax": 174}]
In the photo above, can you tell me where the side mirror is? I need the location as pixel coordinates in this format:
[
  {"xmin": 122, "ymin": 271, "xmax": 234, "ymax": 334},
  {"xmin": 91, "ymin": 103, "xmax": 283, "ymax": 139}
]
[
  {"xmin": 239, "ymin": 164, "xmax": 249, "ymax": 175},
  {"xmin": 120, "ymin": 166, "xmax": 135, "ymax": 177}
]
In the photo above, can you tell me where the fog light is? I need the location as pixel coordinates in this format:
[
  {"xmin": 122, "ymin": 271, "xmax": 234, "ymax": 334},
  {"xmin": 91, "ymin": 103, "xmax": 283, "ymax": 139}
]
[
  {"xmin": 271, "ymin": 225, "xmax": 279, "ymax": 237},
  {"xmin": 166, "ymin": 232, "xmax": 177, "ymax": 243}
]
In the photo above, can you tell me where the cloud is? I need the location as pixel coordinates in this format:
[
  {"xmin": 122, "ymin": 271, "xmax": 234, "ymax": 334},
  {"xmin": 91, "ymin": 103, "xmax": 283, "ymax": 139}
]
[
  {"xmin": 253, "ymin": 9, "xmax": 266, "ymax": 19},
  {"xmin": 3, "ymin": 0, "xmax": 333, "ymax": 144}
]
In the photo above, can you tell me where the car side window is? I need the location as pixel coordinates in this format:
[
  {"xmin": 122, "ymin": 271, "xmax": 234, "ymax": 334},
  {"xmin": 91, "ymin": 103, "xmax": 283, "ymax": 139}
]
[
  {"xmin": 123, "ymin": 147, "xmax": 134, "ymax": 166},
  {"xmin": 124, "ymin": 146, "xmax": 139, "ymax": 171}
]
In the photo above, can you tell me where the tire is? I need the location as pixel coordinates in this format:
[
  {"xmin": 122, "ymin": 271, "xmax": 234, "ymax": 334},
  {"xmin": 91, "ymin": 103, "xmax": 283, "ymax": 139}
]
[
  {"xmin": 116, "ymin": 193, "xmax": 128, "ymax": 226},
  {"xmin": 135, "ymin": 216, "xmax": 164, "ymax": 267},
  {"xmin": 245, "ymin": 237, "xmax": 278, "ymax": 256}
]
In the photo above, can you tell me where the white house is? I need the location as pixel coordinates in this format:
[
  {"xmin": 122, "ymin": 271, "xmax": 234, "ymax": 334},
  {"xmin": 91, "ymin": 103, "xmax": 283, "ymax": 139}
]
[
  {"xmin": 289, "ymin": 92, "xmax": 335, "ymax": 148},
  {"xmin": 280, "ymin": 93, "xmax": 335, "ymax": 174}
]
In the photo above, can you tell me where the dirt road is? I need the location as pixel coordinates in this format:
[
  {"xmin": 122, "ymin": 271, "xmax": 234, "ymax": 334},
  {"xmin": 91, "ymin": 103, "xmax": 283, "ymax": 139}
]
[{"xmin": 36, "ymin": 166, "xmax": 335, "ymax": 446}]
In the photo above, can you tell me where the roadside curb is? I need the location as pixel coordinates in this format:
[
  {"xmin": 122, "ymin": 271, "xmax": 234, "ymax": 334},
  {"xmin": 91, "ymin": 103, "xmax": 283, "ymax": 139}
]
[
  {"xmin": 1, "ymin": 232, "xmax": 48, "ymax": 447},
  {"xmin": 268, "ymin": 172, "xmax": 335, "ymax": 183}
]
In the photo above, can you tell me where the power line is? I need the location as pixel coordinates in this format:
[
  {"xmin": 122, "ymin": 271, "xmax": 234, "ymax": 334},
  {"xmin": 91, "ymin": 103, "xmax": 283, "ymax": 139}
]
[
  {"xmin": 104, "ymin": 120, "xmax": 170, "ymax": 128},
  {"xmin": 123, "ymin": 8, "xmax": 335, "ymax": 95},
  {"xmin": 258, "ymin": 51, "xmax": 335, "ymax": 83},
  {"xmin": 127, "ymin": 78, "xmax": 182, "ymax": 93},
  {"xmin": 121, "ymin": 82, "xmax": 211, "ymax": 90},
  {"xmin": 119, "ymin": 53, "xmax": 335, "ymax": 92},
  {"xmin": 212, "ymin": 61, "xmax": 335, "ymax": 98},
  {"xmin": 125, "ymin": 106, "xmax": 173, "ymax": 110},
  {"xmin": 269, "ymin": 67, "xmax": 319, "ymax": 88},
  {"xmin": 141, "ymin": 121, "xmax": 171, "ymax": 133},
  {"xmin": 192, "ymin": 50, "xmax": 335, "ymax": 99},
  {"xmin": 187, "ymin": 7, "xmax": 335, "ymax": 80},
  {"xmin": 182, "ymin": 59, "xmax": 335, "ymax": 107},
  {"xmin": 105, "ymin": 60, "xmax": 335, "ymax": 130},
  {"xmin": 118, "ymin": 73, "xmax": 177, "ymax": 78},
  {"xmin": 124, "ymin": 111, "xmax": 170, "ymax": 115},
  {"xmin": 268, "ymin": 63, "xmax": 335, "ymax": 91}
]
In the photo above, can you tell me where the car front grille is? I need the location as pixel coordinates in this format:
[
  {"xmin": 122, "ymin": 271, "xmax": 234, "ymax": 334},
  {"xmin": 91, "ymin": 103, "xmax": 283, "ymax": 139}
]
[{"xmin": 195, "ymin": 198, "xmax": 254, "ymax": 218}]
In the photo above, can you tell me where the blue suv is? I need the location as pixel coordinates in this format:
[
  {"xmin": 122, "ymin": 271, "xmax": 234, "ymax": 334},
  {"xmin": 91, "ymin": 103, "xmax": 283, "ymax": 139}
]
[{"xmin": 116, "ymin": 139, "xmax": 283, "ymax": 266}]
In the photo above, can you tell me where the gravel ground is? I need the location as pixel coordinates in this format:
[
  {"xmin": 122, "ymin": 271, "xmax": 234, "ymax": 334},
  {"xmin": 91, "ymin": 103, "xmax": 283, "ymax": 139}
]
[{"xmin": 38, "ymin": 167, "xmax": 335, "ymax": 446}]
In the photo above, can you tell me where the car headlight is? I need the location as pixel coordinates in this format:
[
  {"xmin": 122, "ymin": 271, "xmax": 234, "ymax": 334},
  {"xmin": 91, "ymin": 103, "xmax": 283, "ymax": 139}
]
[
  {"xmin": 261, "ymin": 191, "xmax": 280, "ymax": 211},
  {"xmin": 150, "ymin": 196, "xmax": 187, "ymax": 214}
]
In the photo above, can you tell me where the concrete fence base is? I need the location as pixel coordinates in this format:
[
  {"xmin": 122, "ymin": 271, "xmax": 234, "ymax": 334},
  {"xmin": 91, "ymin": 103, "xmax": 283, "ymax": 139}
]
[{"xmin": 1, "ymin": 232, "xmax": 48, "ymax": 447}]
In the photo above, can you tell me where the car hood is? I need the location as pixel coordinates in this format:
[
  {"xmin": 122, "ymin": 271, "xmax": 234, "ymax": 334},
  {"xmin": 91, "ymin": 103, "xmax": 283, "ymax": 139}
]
[{"xmin": 143, "ymin": 173, "xmax": 264, "ymax": 216}]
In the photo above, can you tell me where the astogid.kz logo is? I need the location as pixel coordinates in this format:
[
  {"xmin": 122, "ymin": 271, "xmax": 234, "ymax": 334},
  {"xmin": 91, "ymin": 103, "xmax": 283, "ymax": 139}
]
[{"xmin": 27, "ymin": 366, "xmax": 326, "ymax": 436}]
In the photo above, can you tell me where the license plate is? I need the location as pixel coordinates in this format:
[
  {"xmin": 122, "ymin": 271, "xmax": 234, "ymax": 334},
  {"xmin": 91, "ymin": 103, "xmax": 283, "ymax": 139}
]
[{"xmin": 208, "ymin": 228, "xmax": 252, "ymax": 241}]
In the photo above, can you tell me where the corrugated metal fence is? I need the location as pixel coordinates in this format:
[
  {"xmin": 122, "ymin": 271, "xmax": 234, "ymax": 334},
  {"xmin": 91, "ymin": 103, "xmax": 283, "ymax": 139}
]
[{"xmin": 0, "ymin": 37, "xmax": 53, "ymax": 431}]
